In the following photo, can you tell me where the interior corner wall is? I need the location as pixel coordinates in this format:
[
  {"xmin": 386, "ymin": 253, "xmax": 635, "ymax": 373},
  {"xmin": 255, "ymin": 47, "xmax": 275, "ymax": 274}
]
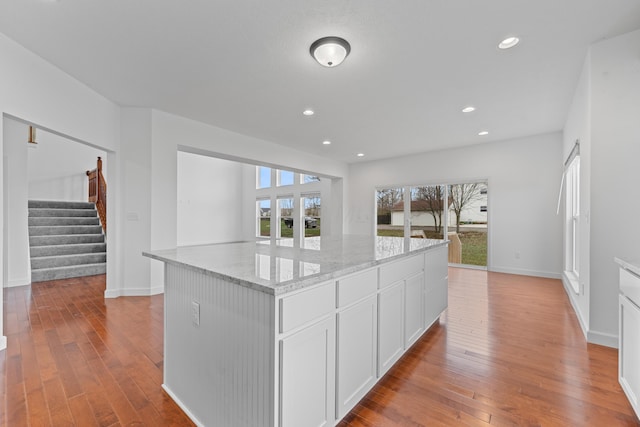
[
  {"xmin": 0, "ymin": 32, "xmax": 120, "ymax": 349},
  {"xmin": 3, "ymin": 117, "xmax": 30, "ymax": 287},
  {"xmin": 346, "ymin": 133, "xmax": 564, "ymax": 278},
  {"xmin": 562, "ymin": 53, "xmax": 591, "ymax": 336},
  {"xmin": 588, "ymin": 29, "xmax": 640, "ymax": 346}
]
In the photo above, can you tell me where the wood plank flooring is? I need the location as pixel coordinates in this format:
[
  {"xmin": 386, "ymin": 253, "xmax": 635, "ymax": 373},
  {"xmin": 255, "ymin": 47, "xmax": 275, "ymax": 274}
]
[
  {"xmin": 1, "ymin": 269, "xmax": 638, "ymax": 426},
  {"xmin": 339, "ymin": 269, "xmax": 639, "ymax": 426}
]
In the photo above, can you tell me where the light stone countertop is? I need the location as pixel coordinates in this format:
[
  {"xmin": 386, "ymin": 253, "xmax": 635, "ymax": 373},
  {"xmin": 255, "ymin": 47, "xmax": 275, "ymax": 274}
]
[
  {"xmin": 143, "ymin": 235, "xmax": 448, "ymax": 295},
  {"xmin": 615, "ymin": 257, "xmax": 640, "ymax": 278}
]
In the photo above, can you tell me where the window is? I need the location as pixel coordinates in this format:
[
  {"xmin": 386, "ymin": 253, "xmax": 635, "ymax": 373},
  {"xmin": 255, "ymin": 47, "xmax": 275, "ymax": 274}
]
[
  {"xmin": 565, "ymin": 155, "xmax": 580, "ymax": 290},
  {"xmin": 257, "ymin": 166, "xmax": 271, "ymax": 189},
  {"xmin": 256, "ymin": 199, "xmax": 270, "ymax": 237},
  {"xmin": 375, "ymin": 188, "xmax": 404, "ymax": 237},
  {"xmin": 302, "ymin": 174, "xmax": 321, "ymax": 184},
  {"xmin": 255, "ymin": 166, "xmax": 326, "ymax": 241},
  {"xmin": 376, "ymin": 181, "xmax": 488, "ymax": 267},
  {"xmin": 277, "ymin": 197, "xmax": 294, "ymax": 239},
  {"xmin": 302, "ymin": 194, "xmax": 321, "ymax": 237},
  {"xmin": 278, "ymin": 170, "xmax": 294, "ymax": 186}
]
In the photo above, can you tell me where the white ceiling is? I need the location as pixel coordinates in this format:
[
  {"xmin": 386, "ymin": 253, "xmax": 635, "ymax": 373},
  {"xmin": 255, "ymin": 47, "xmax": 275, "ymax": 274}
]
[{"xmin": 1, "ymin": 1, "xmax": 640, "ymax": 163}]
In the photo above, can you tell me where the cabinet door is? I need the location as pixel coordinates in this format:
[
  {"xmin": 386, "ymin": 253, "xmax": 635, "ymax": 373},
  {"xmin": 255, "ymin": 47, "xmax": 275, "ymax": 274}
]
[
  {"xmin": 425, "ymin": 246, "xmax": 448, "ymax": 328},
  {"xmin": 378, "ymin": 281, "xmax": 404, "ymax": 376},
  {"xmin": 280, "ymin": 317, "xmax": 336, "ymax": 427},
  {"xmin": 620, "ymin": 295, "xmax": 640, "ymax": 418},
  {"xmin": 336, "ymin": 295, "xmax": 377, "ymax": 418},
  {"xmin": 405, "ymin": 272, "xmax": 424, "ymax": 347}
]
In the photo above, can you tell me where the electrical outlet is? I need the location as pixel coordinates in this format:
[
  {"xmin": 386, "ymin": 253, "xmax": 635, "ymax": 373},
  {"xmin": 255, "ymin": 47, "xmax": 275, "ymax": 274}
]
[{"xmin": 191, "ymin": 301, "xmax": 200, "ymax": 327}]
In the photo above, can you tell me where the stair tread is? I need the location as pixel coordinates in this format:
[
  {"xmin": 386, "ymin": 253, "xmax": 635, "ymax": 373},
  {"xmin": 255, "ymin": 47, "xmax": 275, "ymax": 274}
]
[
  {"xmin": 31, "ymin": 252, "xmax": 106, "ymax": 261},
  {"xmin": 31, "ymin": 262, "xmax": 106, "ymax": 272}
]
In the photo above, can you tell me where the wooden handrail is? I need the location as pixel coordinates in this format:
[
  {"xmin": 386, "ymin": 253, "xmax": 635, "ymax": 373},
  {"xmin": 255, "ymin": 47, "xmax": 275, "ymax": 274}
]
[{"xmin": 86, "ymin": 156, "xmax": 107, "ymax": 234}]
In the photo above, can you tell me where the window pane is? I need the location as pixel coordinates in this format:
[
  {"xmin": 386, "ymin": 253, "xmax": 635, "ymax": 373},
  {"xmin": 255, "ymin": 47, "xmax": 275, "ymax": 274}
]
[
  {"xmin": 257, "ymin": 199, "xmax": 271, "ymax": 237},
  {"xmin": 376, "ymin": 188, "xmax": 404, "ymax": 237},
  {"xmin": 277, "ymin": 198, "xmax": 294, "ymax": 238},
  {"xmin": 302, "ymin": 174, "xmax": 321, "ymax": 184},
  {"xmin": 278, "ymin": 170, "xmax": 294, "ymax": 186},
  {"xmin": 449, "ymin": 182, "xmax": 488, "ymax": 266},
  {"xmin": 257, "ymin": 166, "xmax": 271, "ymax": 189},
  {"xmin": 410, "ymin": 185, "xmax": 445, "ymax": 240},
  {"xmin": 303, "ymin": 195, "xmax": 321, "ymax": 237}
]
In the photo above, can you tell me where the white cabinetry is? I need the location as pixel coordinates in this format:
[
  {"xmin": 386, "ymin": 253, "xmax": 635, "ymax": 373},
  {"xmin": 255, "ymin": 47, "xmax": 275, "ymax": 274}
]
[
  {"xmin": 425, "ymin": 246, "xmax": 448, "ymax": 328},
  {"xmin": 378, "ymin": 280, "xmax": 405, "ymax": 375},
  {"xmin": 619, "ymin": 266, "xmax": 640, "ymax": 419},
  {"xmin": 335, "ymin": 269, "xmax": 378, "ymax": 419},
  {"xmin": 280, "ymin": 316, "xmax": 336, "ymax": 427},
  {"xmin": 378, "ymin": 254, "xmax": 424, "ymax": 376},
  {"xmin": 405, "ymin": 272, "xmax": 425, "ymax": 347}
]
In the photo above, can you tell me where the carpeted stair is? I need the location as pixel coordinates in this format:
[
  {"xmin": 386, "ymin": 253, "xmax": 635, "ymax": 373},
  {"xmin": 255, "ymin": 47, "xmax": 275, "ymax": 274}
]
[{"xmin": 28, "ymin": 200, "xmax": 106, "ymax": 282}]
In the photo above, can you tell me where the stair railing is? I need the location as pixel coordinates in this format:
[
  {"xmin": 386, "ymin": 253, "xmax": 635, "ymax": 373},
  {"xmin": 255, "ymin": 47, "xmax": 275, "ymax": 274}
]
[{"xmin": 86, "ymin": 156, "xmax": 107, "ymax": 234}]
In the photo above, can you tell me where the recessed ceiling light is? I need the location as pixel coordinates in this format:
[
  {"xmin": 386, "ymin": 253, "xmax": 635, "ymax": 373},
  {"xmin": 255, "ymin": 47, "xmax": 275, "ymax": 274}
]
[
  {"xmin": 357, "ymin": 153, "xmax": 365, "ymax": 157},
  {"xmin": 322, "ymin": 140, "xmax": 331, "ymax": 145},
  {"xmin": 303, "ymin": 109, "xmax": 314, "ymax": 116},
  {"xmin": 462, "ymin": 106, "xmax": 475, "ymax": 113},
  {"xmin": 478, "ymin": 131, "xmax": 489, "ymax": 136},
  {"xmin": 498, "ymin": 37, "xmax": 520, "ymax": 50}
]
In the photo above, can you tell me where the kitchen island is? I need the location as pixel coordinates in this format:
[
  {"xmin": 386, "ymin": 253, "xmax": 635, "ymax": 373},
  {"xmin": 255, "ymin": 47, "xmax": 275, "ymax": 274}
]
[{"xmin": 144, "ymin": 235, "xmax": 449, "ymax": 427}]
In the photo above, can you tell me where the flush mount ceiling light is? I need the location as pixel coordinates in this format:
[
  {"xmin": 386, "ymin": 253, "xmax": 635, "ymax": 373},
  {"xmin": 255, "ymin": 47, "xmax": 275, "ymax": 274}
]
[
  {"xmin": 310, "ymin": 36, "xmax": 351, "ymax": 67},
  {"xmin": 498, "ymin": 36, "xmax": 520, "ymax": 49},
  {"xmin": 478, "ymin": 130, "xmax": 489, "ymax": 136},
  {"xmin": 462, "ymin": 106, "xmax": 476, "ymax": 113},
  {"xmin": 322, "ymin": 140, "xmax": 332, "ymax": 145},
  {"xmin": 303, "ymin": 109, "xmax": 314, "ymax": 116},
  {"xmin": 356, "ymin": 153, "xmax": 365, "ymax": 157}
]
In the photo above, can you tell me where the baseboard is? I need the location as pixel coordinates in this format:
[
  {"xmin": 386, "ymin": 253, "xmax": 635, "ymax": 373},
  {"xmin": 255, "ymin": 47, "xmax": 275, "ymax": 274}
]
[
  {"xmin": 104, "ymin": 285, "xmax": 164, "ymax": 298},
  {"xmin": 5, "ymin": 277, "xmax": 31, "ymax": 288},
  {"xmin": 0, "ymin": 335, "xmax": 6, "ymax": 351},
  {"xmin": 162, "ymin": 384, "xmax": 204, "ymax": 427},
  {"xmin": 489, "ymin": 266, "xmax": 562, "ymax": 279},
  {"xmin": 561, "ymin": 275, "xmax": 588, "ymax": 340},
  {"xmin": 587, "ymin": 330, "xmax": 618, "ymax": 349}
]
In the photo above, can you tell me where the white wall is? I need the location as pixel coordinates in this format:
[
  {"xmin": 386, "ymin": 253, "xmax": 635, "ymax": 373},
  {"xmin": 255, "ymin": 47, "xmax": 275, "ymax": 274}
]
[
  {"xmin": 0, "ymin": 31, "xmax": 121, "ymax": 350},
  {"xmin": 177, "ymin": 152, "xmax": 244, "ymax": 246},
  {"xmin": 28, "ymin": 130, "xmax": 106, "ymax": 201},
  {"xmin": 588, "ymin": 29, "xmax": 640, "ymax": 345},
  {"xmin": 562, "ymin": 53, "xmax": 591, "ymax": 339},
  {"xmin": 3, "ymin": 118, "xmax": 30, "ymax": 287},
  {"xmin": 346, "ymin": 133, "xmax": 564, "ymax": 278}
]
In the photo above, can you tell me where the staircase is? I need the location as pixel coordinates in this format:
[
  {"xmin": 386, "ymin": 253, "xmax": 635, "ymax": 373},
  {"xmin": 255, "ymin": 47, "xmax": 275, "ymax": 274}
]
[{"xmin": 28, "ymin": 200, "xmax": 106, "ymax": 282}]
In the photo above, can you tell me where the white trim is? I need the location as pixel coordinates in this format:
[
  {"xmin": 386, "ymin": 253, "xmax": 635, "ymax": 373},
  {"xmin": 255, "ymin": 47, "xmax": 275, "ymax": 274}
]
[
  {"xmin": 587, "ymin": 330, "xmax": 618, "ymax": 348},
  {"xmin": 561, "ymin": 274, "xmax": 588, "ymax": 340},
  {"xmin": 489, "ymin": 266, "xmax": 562, "ymax": 279},
  {"xmin": 104, "ymin": 285, "xmax": 164, "ymax": 298},
  {"xmin": 5, "ymin": 278, "xmax": 30, "ymax": 288},
  {"xmin": 162, "ymin": 384, "xmax": 205, "ymax": 427},
  {"xmin": 0, "ymin": 335, "xmax": 6, "ymax": 351}
]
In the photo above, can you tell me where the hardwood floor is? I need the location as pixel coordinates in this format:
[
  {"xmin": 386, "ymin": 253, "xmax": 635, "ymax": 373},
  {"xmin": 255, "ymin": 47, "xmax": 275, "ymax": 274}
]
[
  {"xmin": 0, "ymin": 275, "xmax": 193, "ymax": 426},
  {"xmin": 1, "ymin": 269, "xmax": 638, "ymax": 426},
  {"xmin": 339, "ymin": 269, "xmax": 639, "ymax": 426}
]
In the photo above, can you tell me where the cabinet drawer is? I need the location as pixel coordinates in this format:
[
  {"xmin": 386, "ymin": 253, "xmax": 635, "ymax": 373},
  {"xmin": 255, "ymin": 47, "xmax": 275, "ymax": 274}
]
[
  {"xmin": 280, "ymin": 282, "xmax": 335, "ymax": 334},
  {"xmin": 379, "ymin": 255, "xmax": 423, "ymax": 289},
  {"xmin": 337, "ymin": 269, "xmax": 378, "ymax": 308},
  {"xmin": 620, "ymin": 268, "xmax": 640, "ymax": 307}
]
